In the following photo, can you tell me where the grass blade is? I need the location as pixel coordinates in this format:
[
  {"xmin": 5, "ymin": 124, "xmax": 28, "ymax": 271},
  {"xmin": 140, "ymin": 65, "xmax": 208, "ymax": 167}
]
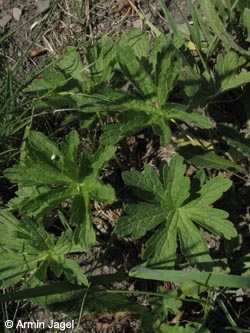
[
  {"xmin": 158, "ymin": 0, "xmax": 179, "ymax": 36},
  {"xmin": 129, "ymin": 266, "xmax": 250, "ymax": 289},
  {"xmin": 0, "ymin": 273, "xmax": 126, "ymax": 303}
]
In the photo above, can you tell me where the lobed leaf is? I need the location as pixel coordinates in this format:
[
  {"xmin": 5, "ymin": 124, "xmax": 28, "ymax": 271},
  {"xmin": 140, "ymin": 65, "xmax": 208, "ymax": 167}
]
[
  {"xmin": 122, "ymin": 165, "xmax": 165, "ymax": 202},
  {"xmin": 116, "ymin": 155, "xmax": 236, "ymax": 269},
  {"xmin": 0, "ymin": 212, "xmax": 88, "ymax": 288},
  {"xmin": 116, "ymin": 203, "xmax": 166, "ymax": 239},
  {"xmin": 186, "ymin": 176, "xmax": 232, "ymax": 207},
  {"xmin": 177, "ymin": 213, "xmax": 213, "ymax": 269},
  {"xmin": 4, "ymin": 130, "xmax": 116, "ymax": 251},
  {"xmin": 143, "ymin": 213, "xmax": 178, "ymax": 268},
  {"xmin": 185, "ymin": 207, "xmax": 237, "ymax": 240},
  {"xmin": 163, "ymin": 155, "xmax": 190, "ymax": 207}
]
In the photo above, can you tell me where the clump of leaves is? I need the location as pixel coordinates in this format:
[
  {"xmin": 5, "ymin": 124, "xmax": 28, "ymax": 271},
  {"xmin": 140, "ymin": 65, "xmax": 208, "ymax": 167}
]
[
  {"xmin": 115, "ymin": 155, "xmax": 237, "ymax": 270},
  {"xmin": 4, "ymin": 130, "xmax": 116, "ymax": 251},
  {"xmin": 0, "ymin": 211, "xmax": 88, "ymax": 289},
  {"xmin": 167, "ymin": 1, "xmax": 250, "ymax": 109},
  {"xmin": 24, "ymin": 41, "xmax": 116, "ymax": 129},
  {"xmin": 180, "ymin": 50, "xmax": 250, "ymax": 108},
  {"xmin": 24, "ymin": 30, "xmax": 211, "ymax": 144},
  {"xmin": 199, "ymin": 0, "xmax": 250, "ymax": 57},
  {"xmin": 100, "ymin": 32, "xmax": 211, "ymax": 145},
  {"xmin": 24, "ymin": 40, "xmax": 116, "ymax": 102}
]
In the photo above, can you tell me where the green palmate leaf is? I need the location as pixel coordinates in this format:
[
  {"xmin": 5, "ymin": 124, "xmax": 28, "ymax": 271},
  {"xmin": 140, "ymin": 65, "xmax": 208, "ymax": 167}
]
[
  {"xmin": 4, "ymin": 130, "xmax": 116, "ymax": 251},
  {"xmin": 178, "ymin": 145, "xmax": 245, "ymax": 172},
  {"xmin": 0, "ymin": 211, "xmax": 88, "ymax": 288},
  {"xmin": 115, "ymin": 155, "xmax": 236, "ymax": 269}
]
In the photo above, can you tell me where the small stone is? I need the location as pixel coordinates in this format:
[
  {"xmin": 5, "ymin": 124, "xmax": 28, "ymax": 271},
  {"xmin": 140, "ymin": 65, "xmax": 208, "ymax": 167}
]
[
  {"xmin": 133, "ymin": 19, "xmax": 141, "ymax": 28},
  {"xmin": 0, "ymin": 13, "xmax": 12, "ymax": 27},
  {"xmin": 12, "ymin": 7, "xmax": 22, "ymax": 21},
  {"xmin": 37, "ymin": 0, "xmax": 50, "ymax": 13}
]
